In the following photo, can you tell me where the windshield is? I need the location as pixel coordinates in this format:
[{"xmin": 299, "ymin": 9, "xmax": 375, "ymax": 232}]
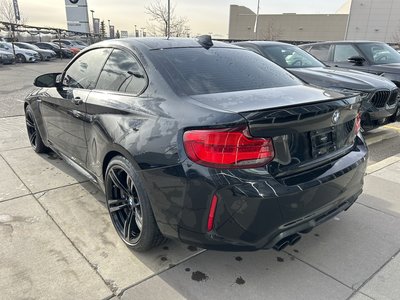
[
  {"xmin": 261, "ymin": 45, "xmax": 325, "ymax": 68},
  {"xmin": 20, "ymin": 43, "xmax": 39, "ymax": 50},
  {"xmin": 358, "ymin": 43, "xmax": 400, "ymax": 65},
  {"xmin": 7, "ymin": 43, "xmax": 20, "ymax": 50},
  {"xmin": 74, "ymin": 40, "xmax": 87, "ymax": 46},
  {"xmin": 48, "ymin": 42, "xmax": 61, "ymax": 49},
  {"xmin": 149, "ymin": 47, "xmax": 302, "ymax": 96}
]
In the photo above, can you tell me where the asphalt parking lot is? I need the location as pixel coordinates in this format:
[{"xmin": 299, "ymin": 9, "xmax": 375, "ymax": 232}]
[{"xmin": 1, "ymin": 62, "xmax": 400, "ymax": 300}]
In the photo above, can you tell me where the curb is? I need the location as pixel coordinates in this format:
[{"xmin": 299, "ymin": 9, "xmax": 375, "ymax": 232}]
[{"xmin": 366, "ymin": 155, "xmax": 400, "ymax": 175}]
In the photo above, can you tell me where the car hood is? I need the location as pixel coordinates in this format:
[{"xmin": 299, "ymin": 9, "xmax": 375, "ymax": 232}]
[
  {"xmin": 17, "ymin": 49, "xmax": 37, "ymax": 55},
  {"xmin": 38, "ymin": 49, "xmax": 54, "ymax": 54},
  {"xmin": 188, "ymin": 85, "xmax": 351, "ymax": 114},
  {"xmin": 289, "ymin": 67, "xmax": 395, "ymax": 92}
]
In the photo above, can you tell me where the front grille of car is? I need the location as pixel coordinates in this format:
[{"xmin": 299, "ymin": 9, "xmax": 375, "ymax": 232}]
[
  {"xmin": 387, "ymin": 90, "xmax": 399, "ymax": 106},
  {"xmin": 370, "ymin": 90, "xmax": 390, "ymax": 108}
]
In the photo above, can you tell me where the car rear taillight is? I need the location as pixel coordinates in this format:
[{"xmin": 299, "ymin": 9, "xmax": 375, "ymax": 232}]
[
  {"xmin": 354, "ymin": 112, "xmax": 361, "ymax": 135},
  {"xmin": 183, "ymin": 127, "xmax": 274, "ymax": 168}
]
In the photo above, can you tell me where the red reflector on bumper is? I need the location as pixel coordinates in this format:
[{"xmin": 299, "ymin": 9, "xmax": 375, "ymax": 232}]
[{"xmin": 207, "ymin": 195, "xmax": 218, "ymax": 232}]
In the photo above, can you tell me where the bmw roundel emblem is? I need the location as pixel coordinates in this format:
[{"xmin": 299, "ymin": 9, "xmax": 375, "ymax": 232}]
[
  {"xmin": 332, "ymin": 110, "xmax": 341, "ymax": 124},
  {"xmin": 69, "ymin": 0, "xmax": 79, "ymax": 3}
]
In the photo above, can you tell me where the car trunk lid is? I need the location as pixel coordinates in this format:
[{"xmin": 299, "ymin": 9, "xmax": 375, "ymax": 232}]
[{"xmin": 190, "ymin": 85, "xmax": 361, "ymax": 181}]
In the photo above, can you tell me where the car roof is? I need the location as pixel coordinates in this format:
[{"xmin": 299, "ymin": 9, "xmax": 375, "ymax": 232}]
[
  {"xmin": 89, "ymin": 37, "xmax": 239, "ymax": 52},
  {"xmin": 235, "ymin": 41, "xmax": 291, "ymax": 47},
  {"xmin": 301, "ymin": 40, "xmax": 386, "ymax": 47}
]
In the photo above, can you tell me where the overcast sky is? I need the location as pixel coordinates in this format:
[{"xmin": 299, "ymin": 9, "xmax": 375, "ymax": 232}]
[{"xmin": 16, "ymin": 0, "xmax": 348, "ymax": 37}]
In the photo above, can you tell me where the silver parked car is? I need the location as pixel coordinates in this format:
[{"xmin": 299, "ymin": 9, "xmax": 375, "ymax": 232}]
[
  {"xmin": 0, "ymin": 42, "xmax": 38, "ymax": 63},
  {"xmin": 14, "ymin": 42, "xmax": 56, "ymax": 61}
]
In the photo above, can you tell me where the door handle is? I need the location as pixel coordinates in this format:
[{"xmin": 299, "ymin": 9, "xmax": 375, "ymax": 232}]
[{"xmin": 73, "ymin": 97, "xmax": 83, "ymax": 105}]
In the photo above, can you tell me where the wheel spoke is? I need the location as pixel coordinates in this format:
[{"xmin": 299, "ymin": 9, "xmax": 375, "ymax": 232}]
[
  {"xmin": 123, "ymin": 208, "xmax": 135, "ymax": 240},
  {"xmin": 108, "ymin": 199, "xmax": 129, "ymax": 213},
  {"xmin": 26, "ymin": 118, "xmax": 34, "ymax": 128},
  {"xmin": 109, "ymin": 168, "xmax": 130, "ymax": 195},
  {"xmin": 29, "ymin": 131, "xmax": 37, "ymax": 145},
  {"xmin": 127, "ymin": 175, "xmax": 134, "ymax": 192}
]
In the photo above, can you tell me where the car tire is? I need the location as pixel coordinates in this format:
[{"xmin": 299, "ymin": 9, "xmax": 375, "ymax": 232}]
[
  {"xmin": 16, "ymin": 53, "xmax": 26, "ymax": 63},
  {"xmin": 39, "ymin": 53, "xmax": 44, "ymax": 61},
  {"xmin": 105, "ymin": 156, "xmax": 166, "ymax": 251},
  {"xmin": 25, "ymin": 105, "xmax": 48, "ymax": 153}
]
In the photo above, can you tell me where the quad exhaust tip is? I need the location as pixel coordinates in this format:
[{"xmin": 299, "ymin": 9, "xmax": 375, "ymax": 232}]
[{"xmin": 273, "ymin": 233, "xmax": 302, "ymax": 251}]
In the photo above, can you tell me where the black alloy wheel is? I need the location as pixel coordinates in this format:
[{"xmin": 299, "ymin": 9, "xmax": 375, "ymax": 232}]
[
  {"xmin": 16, "ymin": 53, "xmax": 26, "ymax": 63},
  {"xmin": 25, "ymin": 106, "xmax": 47, "ymax": 153},
  {"xmin": 105, "ymin": 156, "xmax": 165, "ymax": 251}
]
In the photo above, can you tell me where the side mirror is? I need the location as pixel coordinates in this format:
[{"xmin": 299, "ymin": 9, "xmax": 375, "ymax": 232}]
[
  {"xmin": 348, "ymin": 56, "xmax": 366, "ymax": 66},
  {"xmin": 34, "ymin": 73, "xmax": 62, "ymax": 87}
]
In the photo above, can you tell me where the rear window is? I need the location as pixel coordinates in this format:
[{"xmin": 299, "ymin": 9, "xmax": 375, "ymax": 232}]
[{"xmin": 149, "ymin": 47, "xmax": 301, "ymax": 95}]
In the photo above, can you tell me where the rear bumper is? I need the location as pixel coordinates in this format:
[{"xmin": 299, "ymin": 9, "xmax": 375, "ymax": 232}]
[{"xmin": 142, "ymin": 135, "xmax": 368, "ymax": 250}]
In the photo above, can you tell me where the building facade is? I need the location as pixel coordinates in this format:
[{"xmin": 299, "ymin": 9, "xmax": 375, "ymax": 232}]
[
  {"xmin": 228, "ymin": 5, "xmax": 348, "ymax": 42},
  {"xmin": 345, "ymin": 0, "xmax": 400, "ymax": 42}
]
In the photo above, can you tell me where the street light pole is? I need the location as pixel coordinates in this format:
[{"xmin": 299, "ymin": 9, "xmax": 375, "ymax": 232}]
[
  {"xmin": 254, "ymin": 0, "xmax": 260, "ymax": 40},
  {"xmin": 108, "ymin": 19, "xmax": 111, "ymax": 38},
  {"xmin": 167, "ymin": 0, "xmax": 170, "ymax": 38},
  {"xmin": 90, "ymin": 10, "xmax": 95, "ymax": 34}
]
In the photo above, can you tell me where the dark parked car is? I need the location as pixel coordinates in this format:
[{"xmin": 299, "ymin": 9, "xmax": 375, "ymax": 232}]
[
  {"xmin": 236, "ymin": 41, "xmax": 399, "ymax": 129},
  {"xmin": 24, "ymin": 37, "xmax": 367, "ymax": 252},
  {"xmin": 300, "ymin": 41, "xmax": 400, "ymax": 121},
  {"xmin": 51, "ymin": 39, "xmax": 86, "ymax": 50},
  {"xmin": 35, "ymin": 42, "xmax": 74, "ymax": 58},
  {"xmin": 14, "ymin": 42, "xmax": 56, "ymax": 61}
]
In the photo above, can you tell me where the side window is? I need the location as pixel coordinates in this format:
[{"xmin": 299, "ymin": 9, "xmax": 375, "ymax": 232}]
[
  {"xmin": 333, "ymin": 44, "xmax": 360, "ymax": 62},
  {"xmin": 309, "ymin": 44, "xmax": 330, "ymax": 61},
  {"xmin": 96, "ymin": 49, "xmax": 147, "ymax": 95},
  {"xmin": 63, "ymin": 48, "xmax": 111, "ymax": 89}
]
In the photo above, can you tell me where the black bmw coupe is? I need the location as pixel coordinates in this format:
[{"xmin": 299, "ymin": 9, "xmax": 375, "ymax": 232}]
[{"xmin": 24, "ymin": 37, "xmax": 368, "ymax": 252}]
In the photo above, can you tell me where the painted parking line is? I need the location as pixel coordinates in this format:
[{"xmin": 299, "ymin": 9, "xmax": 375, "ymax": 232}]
[{"xmin": 383, "ymin": 124, "xmax": 400, "ymax": 132}]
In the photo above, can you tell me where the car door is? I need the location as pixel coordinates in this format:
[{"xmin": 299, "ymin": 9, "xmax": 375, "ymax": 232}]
[
  {"xmin": 40, "ymin": 48, "xmax": 112, "ymax": 167},
  {"xmin": 84, "ymin": 48, "xmax": 148, "ymax": 178},
  {"xmin": 331, "ymin": 44, "xmax": 370, "ymax": 71}
]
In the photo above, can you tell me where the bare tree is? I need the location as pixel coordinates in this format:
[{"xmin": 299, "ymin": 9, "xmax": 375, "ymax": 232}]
[
  {"xmin": 145, "ymin": 0, "xmax": 189, "ymax": 37},
  {"xmin": 0, "ymin": 0, "xmax": 26, "ymax": 24},
  {"xmin": 0, "ymin": 0, "xmax": 16, "ymax": 23}
]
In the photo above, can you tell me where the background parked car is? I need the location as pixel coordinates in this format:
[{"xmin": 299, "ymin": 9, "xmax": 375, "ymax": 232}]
[
  {"xmin": 35, "ymin": 42, "xmax": 74, "ymax": 59},
  {"xmin": 236, "ymin": 41, "xmax": 399, "ymax": 129},
  {"xmin": 51, "ymin": 39, "xmax": 86, "ymax": 50},
  {"xmin": 300, "ymin": 41, "xmax": 400, "ymax": 122},
  {"xmin": 0, "ymin": 49, "xmax": 15, "ymax": 64},
  {"xmin": 13, "ymin": 42, "xmax": 56, "ymax": 61},
  {"xmin": 59, "ymin": 42, "xmax": 81, "ymax": 56},
  {"xmin": 0, "ymin": 42, "xmax": 38, "ymax": 63}
]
